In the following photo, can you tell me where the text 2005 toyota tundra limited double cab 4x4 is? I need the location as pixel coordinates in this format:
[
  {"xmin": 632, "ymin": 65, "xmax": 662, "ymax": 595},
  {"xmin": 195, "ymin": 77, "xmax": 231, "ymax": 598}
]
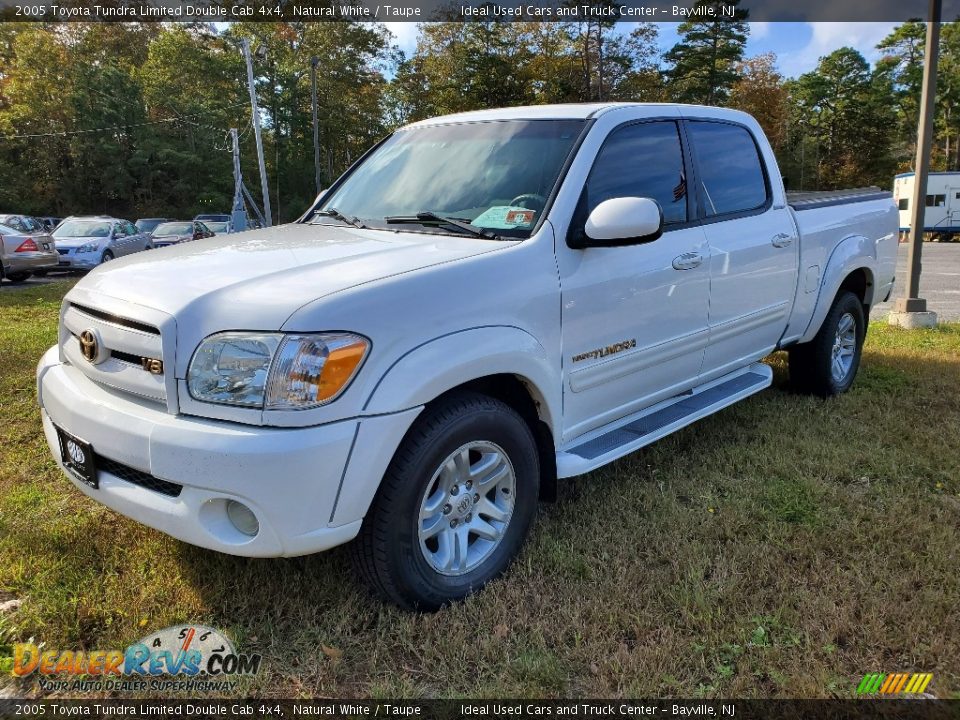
[{"xmin": 37, "ymin": 104, "xmax": 897, "ymax": 609}]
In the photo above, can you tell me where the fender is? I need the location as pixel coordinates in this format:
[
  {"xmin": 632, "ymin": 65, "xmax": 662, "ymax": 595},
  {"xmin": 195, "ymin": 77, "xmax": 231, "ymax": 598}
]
[
  {"xmin": 799, "ymin": 234, "xmax": 876, "ymax": 344},
  {"xmin": 363, "ymin": 325, "xmax": 559, "ymax": 433}
]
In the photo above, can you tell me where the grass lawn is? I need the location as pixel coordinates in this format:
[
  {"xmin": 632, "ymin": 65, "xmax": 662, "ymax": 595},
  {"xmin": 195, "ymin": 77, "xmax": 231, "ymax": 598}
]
[{"xmin": 1, "ymin": 280, "xmax": 958, "ymax": 699}]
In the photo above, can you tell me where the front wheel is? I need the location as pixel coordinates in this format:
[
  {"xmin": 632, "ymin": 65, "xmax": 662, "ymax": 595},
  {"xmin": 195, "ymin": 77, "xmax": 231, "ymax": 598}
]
[
  {"xmin": 101, "ymin": 250, "xmax": 114, "ymax": 263},
  {"xmin": 351, "ymin": 392, "xmax": 539, "ymax": 611},
  {"xmin": 789, "ymin": 290, "xmax": 866, "ymax": 396}
]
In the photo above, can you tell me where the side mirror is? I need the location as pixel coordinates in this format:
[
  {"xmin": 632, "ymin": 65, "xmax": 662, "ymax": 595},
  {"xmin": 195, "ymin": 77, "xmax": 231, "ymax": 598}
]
[{"xmin": 580, "ymin": 197, "xmax": 664, "ymax": 248}]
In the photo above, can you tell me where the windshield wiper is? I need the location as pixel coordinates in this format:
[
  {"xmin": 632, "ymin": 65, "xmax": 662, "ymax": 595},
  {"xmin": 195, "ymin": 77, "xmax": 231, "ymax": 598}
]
[
  {"xmin": 313, "ymin": 207, "xmax": 366, "ymax": 229},
  {"xmin": 384, "ymin": 211, "xmax": 500, "ymax": 240}
]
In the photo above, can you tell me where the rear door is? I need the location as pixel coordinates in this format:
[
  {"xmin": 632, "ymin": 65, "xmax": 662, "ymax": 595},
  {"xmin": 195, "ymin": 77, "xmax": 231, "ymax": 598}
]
[{"xmin": 687, "ymin": 120, "xmax": 798, "ymax": 382}]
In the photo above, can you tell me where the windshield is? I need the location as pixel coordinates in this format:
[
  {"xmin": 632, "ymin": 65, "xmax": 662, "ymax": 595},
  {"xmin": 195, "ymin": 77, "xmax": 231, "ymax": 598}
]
[
  {"xmin": 54, "ymin": 220, "xmax": 111, "ymax": 238},
  {"xmin": 316, "ymin": 120, "xmax": 586, "ymax": 239},
  {"xmin": 155, "ymin": 222, "xmax": 191, "ymax": 236},
  {"xmin": 205, "ymin": 222, "xmax": 229, "ymax": 233},
  {"xmin": 196, "ymin": 214, "xmax": 229, "ymax": 223},
  {"xmin": 136, "ymin": 219, "xmax": 165, "ymax": 232}
]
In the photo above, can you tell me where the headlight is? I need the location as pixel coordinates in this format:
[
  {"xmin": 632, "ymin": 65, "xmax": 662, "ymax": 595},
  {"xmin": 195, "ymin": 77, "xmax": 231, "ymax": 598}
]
[
  {"xmin": 187, "ymin": 331, "xmax": 369, "ymax": 409},
  {"xmin": 77, "ymin": 242, "xmax": 99, "ymax": 253}
]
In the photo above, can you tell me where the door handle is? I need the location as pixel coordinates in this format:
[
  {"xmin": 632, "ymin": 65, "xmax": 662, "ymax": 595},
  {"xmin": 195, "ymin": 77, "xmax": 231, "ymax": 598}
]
[
  {"xmin": 771, "ymin": 233, "xmax": 793, "ymax": 248},
  {"xmin": 672, "ymin": 252, "xmax": 703, "ymax": 270}
]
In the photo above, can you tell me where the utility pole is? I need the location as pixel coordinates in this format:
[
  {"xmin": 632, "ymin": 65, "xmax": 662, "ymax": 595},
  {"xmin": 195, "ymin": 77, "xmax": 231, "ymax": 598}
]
[
  {"xmin": 229, "ymin": 129, "xmax": 248, "ymax": 232},
  {"xmin": 890, "ymin": 0, "xmax": 940, "ymax": 329},
  {"xmin": 242, "ymin": 38, "xmax": 273, "ymax": 227},
  {"xmin": 311, "ymin": 56, "xmax": 322, "ymax": 195}
]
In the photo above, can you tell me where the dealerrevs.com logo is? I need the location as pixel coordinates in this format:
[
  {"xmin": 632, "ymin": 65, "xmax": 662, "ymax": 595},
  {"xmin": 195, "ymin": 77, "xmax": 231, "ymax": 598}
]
[{"xmin": 12, "ymin": 625, "xmax": 261, "ymax": 693}]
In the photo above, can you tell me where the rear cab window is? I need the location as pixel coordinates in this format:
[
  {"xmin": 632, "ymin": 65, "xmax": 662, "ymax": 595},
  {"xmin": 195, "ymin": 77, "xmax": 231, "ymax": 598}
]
[{"xmin": 688, "ymin": 121, "xmax": 769, "ymax": 218}]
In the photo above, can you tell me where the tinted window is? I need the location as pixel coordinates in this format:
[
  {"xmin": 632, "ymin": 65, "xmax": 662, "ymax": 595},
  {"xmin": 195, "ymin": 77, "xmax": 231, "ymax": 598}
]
[
  {"xmin": 898, "ymin": 198, "xmax": 909, "ymax": 210},
  {"xmin": 926, "ymin": 194, "xmax": 945, "ymax": 207},
  {"xmin": 689, "ymin": 122, "xmax": 768, "ymax": 216},
  {"xmin": 584, "ymin": 121, "xmax": 688, "ymax": 225}
]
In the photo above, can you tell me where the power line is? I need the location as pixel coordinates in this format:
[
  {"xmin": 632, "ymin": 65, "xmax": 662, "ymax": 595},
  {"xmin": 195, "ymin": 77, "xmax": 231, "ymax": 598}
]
[{"xmin": 1, "ymin": 102, "xmax": 249, "ymax": 140}]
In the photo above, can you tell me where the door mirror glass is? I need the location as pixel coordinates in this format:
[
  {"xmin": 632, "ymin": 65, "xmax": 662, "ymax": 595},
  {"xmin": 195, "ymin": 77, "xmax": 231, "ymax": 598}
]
[{"xmin": 583, "ymin": 197, "xmax": 663, "ymax": 247}]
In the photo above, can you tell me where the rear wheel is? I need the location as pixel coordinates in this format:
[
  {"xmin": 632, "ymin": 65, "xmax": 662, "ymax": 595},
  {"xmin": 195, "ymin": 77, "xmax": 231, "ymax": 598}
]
[
  {"xmin": 33, "ymin": 269, "xmax": 48, "ymax": 277},
  {"xmin": 351, "ymin": 392, "xmax": 539, "ymax": 611},
  {"xmin": 4, "ymin": 271, "xmax": 30, "ymax": 283},
  {"xmin": 789, "ymin": 290, "xmax": 865, "ymax": 396}
]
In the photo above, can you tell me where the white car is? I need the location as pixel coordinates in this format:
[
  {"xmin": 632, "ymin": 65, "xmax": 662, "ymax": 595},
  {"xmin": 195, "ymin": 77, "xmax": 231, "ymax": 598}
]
[
  {"xmin": 37, "ymin": 104, "xmax": 897, "ymax": 609},
  {"xmin": 53, "ymin": 216, "xmax": 152, "ymax": 270}
]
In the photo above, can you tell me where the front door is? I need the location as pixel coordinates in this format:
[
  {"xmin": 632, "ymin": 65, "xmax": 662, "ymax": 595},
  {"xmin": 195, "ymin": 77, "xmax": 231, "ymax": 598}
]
[{"xmin": 559, "ymin": 119, "xmax": 711, "ymax": 441}]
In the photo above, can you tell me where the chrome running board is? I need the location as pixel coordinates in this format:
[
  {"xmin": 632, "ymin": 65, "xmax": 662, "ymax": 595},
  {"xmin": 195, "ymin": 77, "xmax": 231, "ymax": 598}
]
[{"xmin": 556, "ymin": 363, "xmax": 773, "ymax": 478}]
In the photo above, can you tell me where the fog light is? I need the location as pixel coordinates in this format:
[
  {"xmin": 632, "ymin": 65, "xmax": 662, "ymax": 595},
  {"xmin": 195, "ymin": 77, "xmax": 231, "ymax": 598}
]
[{"xmin": 226, "ymin": 500, "xmax": 259, "ymax": 537}]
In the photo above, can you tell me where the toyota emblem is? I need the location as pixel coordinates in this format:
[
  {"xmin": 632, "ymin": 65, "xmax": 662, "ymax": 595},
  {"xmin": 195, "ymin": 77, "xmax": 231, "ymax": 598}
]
[{"xmin": 78, "ymin": 329, "xmax": 100, "ymax": 364}]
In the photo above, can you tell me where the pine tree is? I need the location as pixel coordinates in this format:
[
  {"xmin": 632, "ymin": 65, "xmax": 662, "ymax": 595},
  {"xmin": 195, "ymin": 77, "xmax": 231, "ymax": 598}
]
[{"xmin": 664, "ymin": 0, "xmax": 749, "ymax": 105}]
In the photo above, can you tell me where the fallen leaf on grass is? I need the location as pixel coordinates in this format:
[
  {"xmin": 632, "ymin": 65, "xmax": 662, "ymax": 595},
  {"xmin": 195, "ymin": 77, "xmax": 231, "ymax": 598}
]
[{"xmin": 321, "ymin": 644, "xmax": 343, "ymax": 660}]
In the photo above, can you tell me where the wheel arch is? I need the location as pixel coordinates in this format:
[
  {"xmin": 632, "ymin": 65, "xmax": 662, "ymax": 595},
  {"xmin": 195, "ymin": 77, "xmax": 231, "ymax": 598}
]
[
  {"xmin": 799, "ymin": 235, "xmax": 876, "ymax": 344},
  {"xmin": 361, "ymin": 326, "xmax": 560, "ymax": 503}
]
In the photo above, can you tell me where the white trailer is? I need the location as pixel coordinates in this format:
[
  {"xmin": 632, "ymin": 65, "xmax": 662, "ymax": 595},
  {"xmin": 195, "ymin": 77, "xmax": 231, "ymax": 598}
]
[{"xmin": 894, "ymin": 171, "xmax": 960, "ymax": 240}]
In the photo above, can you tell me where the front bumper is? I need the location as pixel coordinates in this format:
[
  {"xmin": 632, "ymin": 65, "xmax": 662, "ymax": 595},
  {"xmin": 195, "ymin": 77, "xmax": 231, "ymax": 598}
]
[
  {"xmin": 37, "ymin": 346, "xmax": 420, "ymax": 557},
  {"xmin": 56, "ymin": 249, "xmax": 101, "ymax": 269}
]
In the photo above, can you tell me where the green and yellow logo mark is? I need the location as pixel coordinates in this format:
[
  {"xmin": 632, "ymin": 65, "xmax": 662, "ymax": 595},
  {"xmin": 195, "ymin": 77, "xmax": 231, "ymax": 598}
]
[{"xmin": 857, "ymin": 672, "xmax": 933, "ymax": 695}]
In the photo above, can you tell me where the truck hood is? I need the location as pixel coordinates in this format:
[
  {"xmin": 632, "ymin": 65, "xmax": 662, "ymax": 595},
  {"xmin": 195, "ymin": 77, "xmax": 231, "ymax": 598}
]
[{"xmin": 70, "ymin": 222, "xmax": 507, "ymax": 332}]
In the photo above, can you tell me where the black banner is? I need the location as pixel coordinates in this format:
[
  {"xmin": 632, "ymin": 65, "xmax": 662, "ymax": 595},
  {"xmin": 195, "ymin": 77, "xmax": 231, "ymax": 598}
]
[
  {"xmin": 0, "ymin": 0, "xmax": 957, "ymax": 23},
  {"xmin": 1, "ymin": 700, "xmax": 960, "ymax": 720}
]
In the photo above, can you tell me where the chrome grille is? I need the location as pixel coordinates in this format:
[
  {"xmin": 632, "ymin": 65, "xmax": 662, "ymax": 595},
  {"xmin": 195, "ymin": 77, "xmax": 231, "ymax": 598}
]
[{"xmin": 62, "ymin": 303, "xmax": 168, "ymax": 406}]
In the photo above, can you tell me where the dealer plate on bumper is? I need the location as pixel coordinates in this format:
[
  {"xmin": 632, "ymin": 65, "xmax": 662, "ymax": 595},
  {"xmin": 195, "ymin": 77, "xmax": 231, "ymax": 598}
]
[{"xmin": 55, "ymin": 425, "xmax": 97, "ymax": 489}]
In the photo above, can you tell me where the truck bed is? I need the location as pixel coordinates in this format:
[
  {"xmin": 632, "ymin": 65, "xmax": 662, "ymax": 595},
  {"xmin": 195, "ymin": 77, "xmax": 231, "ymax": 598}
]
[{"xmin": 787, "ymin": 187, "xmax": 891, "ymax": 211}]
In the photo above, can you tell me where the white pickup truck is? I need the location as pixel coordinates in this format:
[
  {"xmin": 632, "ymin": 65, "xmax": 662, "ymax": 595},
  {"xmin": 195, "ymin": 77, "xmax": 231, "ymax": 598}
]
[{"xmin": 37, "ymin": 104, "xmax": 897, "ymax": 610}]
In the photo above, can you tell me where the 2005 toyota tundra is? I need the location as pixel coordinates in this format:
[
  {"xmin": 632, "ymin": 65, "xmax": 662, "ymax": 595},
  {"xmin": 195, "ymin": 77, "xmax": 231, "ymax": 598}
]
[{"xmin": 37, "ymin": 104, "xmax": 897, "ymax": 609}]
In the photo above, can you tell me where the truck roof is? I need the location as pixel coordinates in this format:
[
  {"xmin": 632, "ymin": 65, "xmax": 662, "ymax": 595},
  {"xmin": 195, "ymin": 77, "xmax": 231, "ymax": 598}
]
[{"xmin": 404, "ymin": 103, "xmax": 753, "ymax": 129}]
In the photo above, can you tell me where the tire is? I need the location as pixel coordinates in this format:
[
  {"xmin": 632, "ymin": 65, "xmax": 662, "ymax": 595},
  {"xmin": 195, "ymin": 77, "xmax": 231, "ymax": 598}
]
[
  {"xmin": 4, "ymin": 271, "xmax": 30, "ymax": 283},
  {"xmin": 33, "ymin": 269, "xmax": 48, "ymax": 277},
  {"xmin": 789, "ymin": 290, "xmax": 865, "ymax": 396},
  {"xmin": 351, "ymin": 391, "xmax": 539, "ymax": 611},
  {"xmin": 101, "ymin": 250, "xmax": 114, "ymax": 263}
]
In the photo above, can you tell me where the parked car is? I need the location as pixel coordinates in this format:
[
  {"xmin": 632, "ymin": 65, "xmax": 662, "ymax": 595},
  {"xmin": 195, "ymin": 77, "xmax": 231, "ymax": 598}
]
[
  {"xmin": 135, "ymin": 218, "xmax": 171, "ymax": 236},
  {"xmin": 202, "ymin": 220, "xmax": 231, "ymax": 235},
  {"xmin": 151, "ymin": 221, "xmax": 214, "ymax": 247},
  {"xmin": 36, "ymin": 104, "xmax": 897, "ymax": 610},
  {"xmin": 0, "ymin": 214, "xmax": 58, "ymax": 282},
  {"xmin": 38, "ymin": 217, "xmax": 63, "ymax": 232},
  {"xmin": 194, "ymin": 214, "xmax": 231, "ymax": 231},
  {"xmin": 52, "ymin": 216, "xmax": 152, "ymax": 270}
]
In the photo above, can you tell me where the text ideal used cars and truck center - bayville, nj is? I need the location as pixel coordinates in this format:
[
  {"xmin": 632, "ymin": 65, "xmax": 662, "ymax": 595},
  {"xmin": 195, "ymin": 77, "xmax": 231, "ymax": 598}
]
[{"xmin": 36, "ymin": 103, "xmax": 897, "ymax": 610}]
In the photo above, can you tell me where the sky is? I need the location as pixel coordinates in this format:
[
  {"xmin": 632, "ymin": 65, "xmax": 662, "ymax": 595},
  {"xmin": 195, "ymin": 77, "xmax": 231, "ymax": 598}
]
[{"xmin": 382, "ymin": 21, "xmax": 901, "ymax": 78}]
